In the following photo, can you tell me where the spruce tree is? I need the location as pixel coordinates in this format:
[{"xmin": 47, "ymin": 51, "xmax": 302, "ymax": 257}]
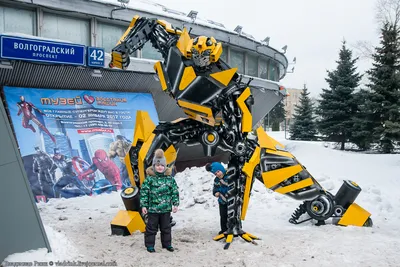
[
  {"xmin": 316, "ymin": 41, "xmax": 362, "ymax": 150},
  {"xmin": 365, "ymin": 21, "xmax": 400, "ymax": 153},
  {"xmin": 289, "ymin": 85, "xmax": 317, "ymax": 140},
  {"xmin": 349, "ymin": 89, "xmax": 375, "ymax": 150}
]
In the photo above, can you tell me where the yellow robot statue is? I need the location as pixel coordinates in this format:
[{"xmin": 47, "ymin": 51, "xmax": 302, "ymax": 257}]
[{"xmin": 109, "ymin": 15, "xmax": 373, "ymax": 249}]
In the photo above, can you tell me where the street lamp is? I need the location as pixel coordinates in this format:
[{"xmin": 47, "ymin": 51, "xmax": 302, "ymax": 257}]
[
  {"xmin": 282, "ymin": 45, "xmax": 288, "ymax": 54},
  {"xmin": 187, "ymin": 10, "xmax": 198, "ymax": 21},
  {"xmin": 261, "ymin": 37, "xmax": 270, "ymax": 46},
  {"xmin": 234, "ymin": 25, "xmax": 243, "ymax": 34}
]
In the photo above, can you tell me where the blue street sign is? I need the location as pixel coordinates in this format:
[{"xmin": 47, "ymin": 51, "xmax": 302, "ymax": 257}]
[
  {"xmin": 87, "ymin": 47, "xmax": 105, "ymax": 67},
  {"xmin": 0, "ymin": 35, "xmax": 85, "ymax": 66}
]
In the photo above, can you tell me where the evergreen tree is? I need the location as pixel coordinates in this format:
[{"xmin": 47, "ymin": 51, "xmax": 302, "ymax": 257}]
[
  {"xmin": 289, "ymin": 85, "xmax": 317, "ymax": 140},
  {"xmin": 265, "ymin": 100, "xmax": 286, "ymax": 131},
  {"xmin": 365, "ymin": 21, "xmax": 400, "ymax": 153},
  {"xmin": 349, "ymin": 89, "xmax": 375, "ymax": 150},
  {"xmin": 316, "ymin": 41, "xmax": 362, "ymax": 150}
]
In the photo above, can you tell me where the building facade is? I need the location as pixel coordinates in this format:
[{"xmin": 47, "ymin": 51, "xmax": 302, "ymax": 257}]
[
  {"xmin": 0, "ymin": 0, "xmax": 288, "ymax": 82},
  {"xmin": 284, "ymin": 87, "xmax": 302, "ymax": 123}
]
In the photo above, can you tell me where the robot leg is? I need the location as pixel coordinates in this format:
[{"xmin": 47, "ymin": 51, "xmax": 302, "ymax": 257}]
[
  {"xmin": 255, "ymin": 128, "xmax": 372, "ymax": 227},
  {"xmin": 213, "ymin": 148, "xmax": 261, "ymax": 249},
  {"xmin": 111, "ymin": 111, "xmax": 179, "ymax": 235}
]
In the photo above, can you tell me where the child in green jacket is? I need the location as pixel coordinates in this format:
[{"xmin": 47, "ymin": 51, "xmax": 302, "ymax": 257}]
[{"xmin": 140, "ymin": 149, "xmax": 179, "ymax": 253}]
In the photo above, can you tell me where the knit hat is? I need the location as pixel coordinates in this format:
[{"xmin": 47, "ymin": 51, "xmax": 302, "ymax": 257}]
[
  {"xmin": 152, "ymin": 149, "xmax": 167, "ymax": 173},
  {"xmin": 205, "ymin": 162, "xmax": 226, "ymax": 175}
]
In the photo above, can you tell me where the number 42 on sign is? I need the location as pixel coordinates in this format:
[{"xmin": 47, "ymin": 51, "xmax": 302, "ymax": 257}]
[{"xmin": 87, "ymin": 47, "xmax": 104, "ymax": 67}]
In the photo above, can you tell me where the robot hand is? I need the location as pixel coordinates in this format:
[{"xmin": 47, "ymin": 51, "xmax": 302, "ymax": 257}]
[{"xmin": 109, "ymin": 50, "xmax": 130, "ymax": 70}]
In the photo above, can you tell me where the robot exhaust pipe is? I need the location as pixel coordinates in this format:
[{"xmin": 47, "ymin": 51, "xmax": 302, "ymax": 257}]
[
  {"xmin": 334, "ymin": 180, "xmax": 362, "ymax": 210},
  {"xmin": 333, "ymin": 180, "xmax": 373, "ymax": 227}
]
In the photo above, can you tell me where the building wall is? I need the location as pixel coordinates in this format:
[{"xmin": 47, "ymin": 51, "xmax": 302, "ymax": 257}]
[
  {"xmin": 284, "ymin": 88, "xmax": 303, "ymax": 121},
  {"xmin": 0, "ymin": 1, "xmax": 285, "ymax": 82}
]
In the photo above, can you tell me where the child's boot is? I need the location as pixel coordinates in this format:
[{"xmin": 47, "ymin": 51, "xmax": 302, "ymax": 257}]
[
  {"xmin": 164, "ymin": 245, "xmax": 174, "ymax": 252},
  {"xmin": 147, "ymin": 246, "xmax": 156, "ymax": 253}
]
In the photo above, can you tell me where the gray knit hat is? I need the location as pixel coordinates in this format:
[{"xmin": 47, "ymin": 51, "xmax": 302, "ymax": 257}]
[{"xmin": 152, "ymin": 149, "xmax": 167, "ymax": 172}]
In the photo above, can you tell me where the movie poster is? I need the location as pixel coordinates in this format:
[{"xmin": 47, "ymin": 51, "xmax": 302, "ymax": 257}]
[{"xmin": 2, "ymin": 86, "xmax": 159, "ymax": 202}]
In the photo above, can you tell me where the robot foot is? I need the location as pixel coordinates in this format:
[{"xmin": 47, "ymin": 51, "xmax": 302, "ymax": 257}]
[{"xmin": 213, "ymin": 231, "xmax": 260, "ymax": 250}]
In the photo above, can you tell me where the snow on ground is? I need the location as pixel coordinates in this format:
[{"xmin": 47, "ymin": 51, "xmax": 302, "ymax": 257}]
[{"xmin": 3, "ymin": 131, "xmax": 400, "ymax": 267}]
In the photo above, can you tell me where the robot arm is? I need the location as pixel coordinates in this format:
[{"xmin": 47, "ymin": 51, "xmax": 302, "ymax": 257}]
[{"xmin": 109, "ymin": 15, "xmax": 182, "ymax": 70}]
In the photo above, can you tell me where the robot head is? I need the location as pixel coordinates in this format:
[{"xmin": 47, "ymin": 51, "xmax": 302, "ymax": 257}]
[
  {"xmin": 94, "ymin": 149, "xmax": 109, "ymax": 167},
  {"xmin": 20, "ymin": 96, "xmax": 25, "ymax": 102},
  {"xmin": 190, "ymin": 36, "xmax": 220, "ymax": 67}
]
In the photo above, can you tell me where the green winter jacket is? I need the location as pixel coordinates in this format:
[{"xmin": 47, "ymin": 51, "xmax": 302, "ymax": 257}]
[{"xmin": 140, "ymin": 166, "xmax": 180, "ymax": 213}]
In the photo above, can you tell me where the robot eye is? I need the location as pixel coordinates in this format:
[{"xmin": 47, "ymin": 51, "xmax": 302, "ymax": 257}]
[
  {"xmin": 202, "ymin": 50, "xmax": 211, "ymax": 56},
  {"xmin": 206, "ymin": 38, "xmax": 213, "ymax": 46},
  {"xmin": 191, "ymin": 47, "xmax": 199, "ymax": 55}
]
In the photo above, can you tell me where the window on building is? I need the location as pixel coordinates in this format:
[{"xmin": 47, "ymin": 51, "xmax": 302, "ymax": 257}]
[
  {"xmin": 230, "ymin": 49, "xmax": 244, "ymax": 73},
  {"xmin": 96, "ymin": 22, "xmax": 128, "ymax": 54},
  {"xmin": 247, "ymin": 54, "xmax": 258, "ymax": 77},
  {"xmin": 278, "ymin": 64, "xmax": 284, "ymax": 80},
  {"xmin": 140, "ymin": 42, "xmax": 163, "ymax": 60},
  {"xmin": 269, "ymin": 61, "xmax": 277, "ymax": 81},
  {"xmin": 0, "ymin": 6, "xmax": 35, "ymax": 35},
  {"xmin": 42, "ymin": 13, "xmax": 90, "ymax": 45},
  {"xmin": 259, "ymin": 58, "xmax": 268, "ymax": 79}
]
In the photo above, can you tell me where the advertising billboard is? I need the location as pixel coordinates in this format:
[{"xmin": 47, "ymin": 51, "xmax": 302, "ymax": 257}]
[{"xmin": 2, "ymin": 86, "xmax": 159, "ymax": 202}]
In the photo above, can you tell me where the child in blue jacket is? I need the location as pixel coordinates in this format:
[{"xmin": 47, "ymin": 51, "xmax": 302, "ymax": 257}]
[{"xmin": 206, "ymin": 162, "xmax": 229, "ymax": 234}]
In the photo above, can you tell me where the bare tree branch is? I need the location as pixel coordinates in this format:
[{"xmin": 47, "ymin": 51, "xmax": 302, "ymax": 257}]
[
  {"xmin": 375, "ymin": 0, "xmax": 400, "ymax": 26},
  {"xmin": 352, "ymin": 40, "xmax": 375, "ymax": 60},
  {"xmin": 353, "ymin": 0, "xmax": 400, "ymax": 61}
]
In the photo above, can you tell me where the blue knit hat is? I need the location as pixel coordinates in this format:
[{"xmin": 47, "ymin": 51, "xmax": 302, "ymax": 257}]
[{"xmin": 206, "ymin": 162, "xmax": 226, "ymax": 175}]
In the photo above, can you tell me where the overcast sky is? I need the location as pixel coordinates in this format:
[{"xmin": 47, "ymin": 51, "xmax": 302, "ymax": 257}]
[{"xmin": 158, "ymin": 0, "xmax": 382, "ymax": 98}]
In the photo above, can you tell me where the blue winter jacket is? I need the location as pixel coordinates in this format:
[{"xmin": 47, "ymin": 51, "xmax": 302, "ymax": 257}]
[{"xmin": 212, "ymin": 175, "xmax": 229, "ymax": 205}]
